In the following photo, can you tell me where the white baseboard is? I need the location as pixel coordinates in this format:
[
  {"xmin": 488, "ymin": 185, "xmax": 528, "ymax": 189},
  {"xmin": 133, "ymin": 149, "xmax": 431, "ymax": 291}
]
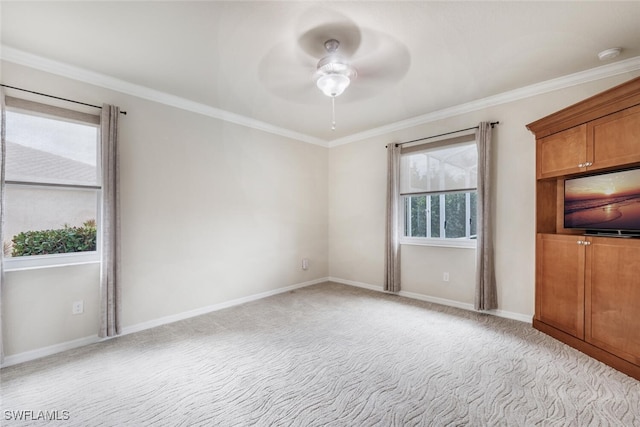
[
  {"xmin": 327, "ymin": 277, "xmax": 384, "ymax": 292},
  {"xmin": 1, "ymin": 335, "xmax": 103, "ymax": 368},
  {"xmin": 1, "ymin": 277, "xmax": 329, "ymax": 368},
  {"xmin": 487, "ymin": 308, "xmax": 532, "ymax": 323},
  {"xmin": 398, "ymin": 289, "xmax": 476, "ymax": 312},
  {"xmin": 329, "ymin": 277, "xmax": 532, "ymax": 323}
]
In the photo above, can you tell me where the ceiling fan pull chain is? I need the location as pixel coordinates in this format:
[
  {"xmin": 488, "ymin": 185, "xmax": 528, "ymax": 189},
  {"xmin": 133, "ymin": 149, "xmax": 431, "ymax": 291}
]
[{"xmin": 332, "ymin": 96, "xmax": 336, "ymax": 131}]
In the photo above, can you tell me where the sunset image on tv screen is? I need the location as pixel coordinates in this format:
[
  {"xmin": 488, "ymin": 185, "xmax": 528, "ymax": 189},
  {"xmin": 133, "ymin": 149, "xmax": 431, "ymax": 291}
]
[{"xmin": 564, "ymin": 168, "xmax": 640, "ymax": 230}]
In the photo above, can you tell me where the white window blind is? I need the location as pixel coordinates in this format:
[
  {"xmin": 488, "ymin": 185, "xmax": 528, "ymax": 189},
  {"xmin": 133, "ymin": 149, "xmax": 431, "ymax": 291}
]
[{"xmin": 400, "ymin": 134, "xmax": 477, "ymax": 196}]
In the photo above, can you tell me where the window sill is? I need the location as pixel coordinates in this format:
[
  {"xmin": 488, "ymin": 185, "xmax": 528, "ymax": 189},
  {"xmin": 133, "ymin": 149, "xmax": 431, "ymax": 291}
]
[
  {"xmin": 3, "ymin": 252, "xmax": 100, "ymax": 272},
  {"xmin": 400, "ymin": 237, "xmax": 477, "ymax": 249}
]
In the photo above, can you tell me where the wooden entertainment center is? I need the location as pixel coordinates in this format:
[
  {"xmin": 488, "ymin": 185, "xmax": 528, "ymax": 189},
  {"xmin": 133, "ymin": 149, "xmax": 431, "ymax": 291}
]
[{"xmin": 527, "ymin": 76, "xmax": 640, "ymax": 380}]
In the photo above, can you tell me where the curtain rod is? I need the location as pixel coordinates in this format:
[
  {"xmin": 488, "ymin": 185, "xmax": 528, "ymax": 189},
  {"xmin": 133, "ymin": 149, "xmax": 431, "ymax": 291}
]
[
  {"xmin": 0, "ymin": 84, "xmax": 127, "ymax": 115},
  {"xmin": 386, "ymin": 121, "xmax": 499, "ymax": 148}
]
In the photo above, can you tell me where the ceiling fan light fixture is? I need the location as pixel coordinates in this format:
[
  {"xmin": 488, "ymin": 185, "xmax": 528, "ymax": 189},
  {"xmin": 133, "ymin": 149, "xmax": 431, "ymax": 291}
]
[
  {"xmin": 314, "ymin": 39, "xmax": 357, "ymax": 98},
  {"xmin": 316, "ymin": 73, "xmax": 351, "ymax": 97}
]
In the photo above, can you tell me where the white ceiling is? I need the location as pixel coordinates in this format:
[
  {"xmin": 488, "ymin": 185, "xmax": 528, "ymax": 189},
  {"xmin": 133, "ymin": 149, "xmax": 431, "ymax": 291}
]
[{"xmin": 2, "ymin": 1, "xmax": 640, "ymax": 144}]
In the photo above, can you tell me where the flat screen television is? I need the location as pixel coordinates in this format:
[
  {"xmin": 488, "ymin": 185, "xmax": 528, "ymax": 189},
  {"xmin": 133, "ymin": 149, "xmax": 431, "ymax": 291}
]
[{"xmin": 564, "ymin": 167, "xmax": 640, "ymax": 236}]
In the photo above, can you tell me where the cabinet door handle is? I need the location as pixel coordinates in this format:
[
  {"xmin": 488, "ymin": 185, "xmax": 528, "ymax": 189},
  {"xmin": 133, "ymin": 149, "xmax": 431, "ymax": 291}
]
[
  {"xmin": 583, "ymin": 241, "xmax": 591, "ymax": 245},
  {"xmin": 585, "ymin": 162, "xmax": 593, "ymax": 167},
  {"xmin": 577, "ymin": 240, "xmax": 584, "ymax": 245},
  {"xmin": 578, "ymin": 163, "xmax": 585, "ymax": 168}
]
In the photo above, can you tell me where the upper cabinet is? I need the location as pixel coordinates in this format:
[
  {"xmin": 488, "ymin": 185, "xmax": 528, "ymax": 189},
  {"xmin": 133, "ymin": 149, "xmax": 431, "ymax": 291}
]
[
  {"xmin": 529, "ymin": 77, "xmax": 640, "ymax": 180},
  {"xmin": 537, "ymin": 103, "xmax": 640, "ymax": 179},
  {"xmin": 588, "ymin": 103, "xmax": 640, "ymax": 171},
  {"xmin": 537, "ymin": 124, "xmax": 587, "ymax": 178}
]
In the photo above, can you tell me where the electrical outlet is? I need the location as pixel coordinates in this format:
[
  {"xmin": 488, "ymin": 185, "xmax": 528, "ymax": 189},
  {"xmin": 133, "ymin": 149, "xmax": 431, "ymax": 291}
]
[
  {"xmin": 72, "ymin": 300, "xmax": 84, "ymax": 315},
  {"xmin": 302, "ymin": 258, "xmax": 309, "ymax": 270},
  {"xmin": 443, "ymin": 272, "xmax": 450, "ymax": 282}
]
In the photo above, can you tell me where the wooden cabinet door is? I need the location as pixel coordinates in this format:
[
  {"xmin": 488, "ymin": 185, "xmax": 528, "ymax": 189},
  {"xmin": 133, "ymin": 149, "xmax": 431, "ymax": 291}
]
[
  {"xmin": 585, "ymin": 237, "xmax": 640, "ymax": 365},
  {"xmin": 588, "ymin": 104, "xmax": 640, "ymax": 171},
  {"xmin": 537, "ymin": 124, "xmax": 587, "ymax": 179},
  {"xmin": 536, "ymin": 234, "xmax": 585, "ymax": 338}
]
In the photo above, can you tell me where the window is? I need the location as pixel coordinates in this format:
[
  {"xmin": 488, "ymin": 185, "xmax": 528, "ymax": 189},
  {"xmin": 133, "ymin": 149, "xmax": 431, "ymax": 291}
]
[
  {"xmin": 3, "ymin": 97, "xmax": 101, "ymax": 269},
  {"xmin": 400, "ymin": 135, "xmax": 477, "ymax": 247}
]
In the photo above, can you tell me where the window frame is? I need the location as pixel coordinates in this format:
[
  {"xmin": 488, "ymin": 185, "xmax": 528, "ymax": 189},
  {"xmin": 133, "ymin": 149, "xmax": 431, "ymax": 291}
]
[
  {"xmin": 2, "ymin": 98, "xmax": 102, "ymax": 271},
  {"xmin": 398, "ymin": 133, "xmax": 478, "ymax": 249},
  {"xmin": 400, "ymin": 192, "xmax": 477, "ymax": 249}
]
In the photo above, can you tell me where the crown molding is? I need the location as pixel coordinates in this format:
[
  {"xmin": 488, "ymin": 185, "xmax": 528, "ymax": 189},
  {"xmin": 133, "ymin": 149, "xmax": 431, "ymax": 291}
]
[
  {"xmin": 328, "ymin": 55, "xmax": 640, "ymax": 148},
  {"xmin": 0, "ymin": 45, "xmax": 328, "ymax": 148},
  {"xmin": 3, "ymin": 45, "xmax": 639, "ymax": 150}
]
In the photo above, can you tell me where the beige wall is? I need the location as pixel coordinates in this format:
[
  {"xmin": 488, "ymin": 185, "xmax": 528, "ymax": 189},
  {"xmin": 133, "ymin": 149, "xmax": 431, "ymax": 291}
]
[
  {"xmin": 3, "ymin": 264, "xmax": 100, "ymax": 353},
  {"xmin": 328, "ymin": 71, "xmax": 640, "ymax": 317},
  {"xmin": 2, "ymin": 61, "xmax": 329, "ymax": 356}
]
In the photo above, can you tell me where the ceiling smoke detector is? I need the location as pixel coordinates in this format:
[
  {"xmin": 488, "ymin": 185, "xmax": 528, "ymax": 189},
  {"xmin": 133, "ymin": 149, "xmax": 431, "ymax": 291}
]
[{"xmin": 598, "ymin": 48, "xmax": 622, "ymax": 61}]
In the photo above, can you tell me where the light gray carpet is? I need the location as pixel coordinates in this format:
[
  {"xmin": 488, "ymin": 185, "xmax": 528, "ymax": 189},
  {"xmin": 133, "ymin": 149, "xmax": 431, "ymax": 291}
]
[{"xmin": 1, "ymin": 282, "xmax": 639, "ymax": 426}]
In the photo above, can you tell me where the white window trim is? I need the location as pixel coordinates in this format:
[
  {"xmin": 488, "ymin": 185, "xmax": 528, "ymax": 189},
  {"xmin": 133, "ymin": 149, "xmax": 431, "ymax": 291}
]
[
  {"xmin": 400, "ymin": 236, "xmax": 477, "ymax": 249},
  {"xmin": 398, "ymin": 197, "xmax": 477, "ymax": 249},
  {"xmin": 3, "ymin": 251, "xmax": 100, "ymax": 271}
]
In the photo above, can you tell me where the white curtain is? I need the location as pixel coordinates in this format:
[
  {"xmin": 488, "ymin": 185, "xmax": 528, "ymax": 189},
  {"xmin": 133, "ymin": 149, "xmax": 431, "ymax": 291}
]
[
  {"xmin": 475, "ymin": 122, "xmax": 497, "ymax": 310},
  {"xmin": 384, "ymin": 144, "xmax": 401, "ymax": 292},
  {"xmin": 99, "ymin": 104, "xmax": 122, "ymax": 337}
]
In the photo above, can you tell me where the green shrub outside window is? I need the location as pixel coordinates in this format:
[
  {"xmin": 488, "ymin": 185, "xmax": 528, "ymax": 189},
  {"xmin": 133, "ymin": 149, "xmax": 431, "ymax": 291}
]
[{"xmin": 10, "ymin": 220, "xmax": 97, "ymax": 257}]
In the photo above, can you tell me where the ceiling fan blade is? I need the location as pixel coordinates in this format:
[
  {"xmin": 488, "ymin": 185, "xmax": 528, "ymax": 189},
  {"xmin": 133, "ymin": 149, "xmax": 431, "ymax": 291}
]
[
  {"xmin": 258, "ymin": 41, "xmax": 319, "ymax": 103},
  {"xmin": 340, "ymin": 30, "xmax": 411, "ymax": 102},
  {"xmin": 352, "ymin": 29, "xmax": 410, "ymax": 76},
  {"xmin": 298, "ymin": 23, "xmax": 362, "ymax": 59},
  {"xmin": 295, "ymin": 8, "xmax": 361, "ymax": 58}
]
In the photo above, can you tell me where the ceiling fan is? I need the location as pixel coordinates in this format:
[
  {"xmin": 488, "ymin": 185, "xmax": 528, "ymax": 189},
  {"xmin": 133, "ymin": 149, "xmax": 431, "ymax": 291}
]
[{"xmin": 258, "ymin": 10, "xmax": 411, "ymax": 131}]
